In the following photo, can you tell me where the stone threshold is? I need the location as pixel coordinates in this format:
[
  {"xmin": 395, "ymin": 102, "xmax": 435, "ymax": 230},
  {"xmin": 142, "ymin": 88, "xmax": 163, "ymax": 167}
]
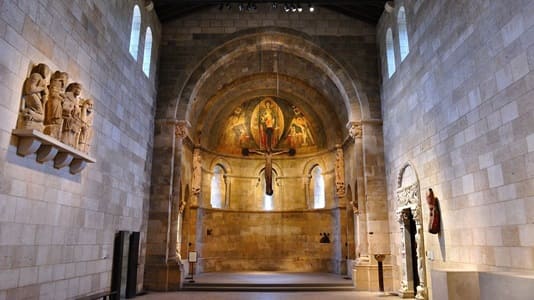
[{"xmin": 12, "ymin": 128, "xmax": 96, "ymax": 174}]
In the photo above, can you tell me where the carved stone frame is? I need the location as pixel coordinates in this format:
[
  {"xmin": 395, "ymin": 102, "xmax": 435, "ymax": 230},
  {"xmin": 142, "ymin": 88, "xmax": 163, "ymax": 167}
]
[{"xmin": 396, "ymin": 164, "xmax": 427, "ymax": 299}]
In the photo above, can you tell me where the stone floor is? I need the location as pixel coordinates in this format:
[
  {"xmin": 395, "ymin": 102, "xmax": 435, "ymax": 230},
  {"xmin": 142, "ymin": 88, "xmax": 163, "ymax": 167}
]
[{"xmin": 137, "ymin": 272, "xmax": 399, "ymax": 299}]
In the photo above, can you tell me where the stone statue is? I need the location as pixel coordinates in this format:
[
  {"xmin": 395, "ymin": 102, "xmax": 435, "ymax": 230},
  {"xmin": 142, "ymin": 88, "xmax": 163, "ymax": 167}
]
[
  {"xmin": 78, "ymin": 98, "xmax": 94, "ymax": 153},
  {"xmin": 20, "ymin": 63, "xmax": 51, "ymax": 131},
  {"xmin": 335, "ymin": 145, "xmax": 345, "ymax": 197},
  {"xmin": 44, "ymin": 71, "xmax": 68, "ymax": 139},
  {"xmin": 191, "ymin": 148, "xmax": 202, "ymax": 195},
  {"xmin": 61, "ymin": 83, "xmax": 83, "ymax": 147}
]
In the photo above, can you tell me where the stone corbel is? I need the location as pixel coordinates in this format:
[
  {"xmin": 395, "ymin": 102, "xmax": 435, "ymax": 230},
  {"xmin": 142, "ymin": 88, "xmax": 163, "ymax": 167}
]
[{"xmin": 12, "ymin": 129, "xmax": 96, "ymax": 174}]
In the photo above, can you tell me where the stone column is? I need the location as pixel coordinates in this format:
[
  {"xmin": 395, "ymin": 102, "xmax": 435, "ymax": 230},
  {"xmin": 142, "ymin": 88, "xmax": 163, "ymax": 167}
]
[
  {"xmin": 397, "ymin": 208, "xmax": 415, "ymax": 298},
  {"xmin": 144, "ymin": 120, "xmax": 190, "ymax": 291}
]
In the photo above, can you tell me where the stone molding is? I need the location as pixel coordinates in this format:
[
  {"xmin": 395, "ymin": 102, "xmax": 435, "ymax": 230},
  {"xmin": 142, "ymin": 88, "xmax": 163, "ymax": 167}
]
[{"xmin": 12, "ymin": 129, "xmax": 96, "ymax": 174}]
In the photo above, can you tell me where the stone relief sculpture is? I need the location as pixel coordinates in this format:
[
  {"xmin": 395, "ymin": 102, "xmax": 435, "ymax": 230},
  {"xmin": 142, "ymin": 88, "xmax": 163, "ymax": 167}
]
[
  {"xmin": 347, "ymin": 122, "xmax": 362, "ymax": 139},
  {"xmin": 335, "ymin": 145, "xmax": 345, "ymax": 197},
  {"xmin": 17, "ymin": 65, "xmax": 95, "ymax": 153},
  {"xmin": 61, "ymin": 83, "xmax": 84, "ymax": 147},
  {"xmin": 192, "ymin": 147, "xmax": 202, "ymax": 195},
  {"xmin": 14, "ymin": 63, "xmax": 96, "ymax": 174},
  {"xmin": 78, "ymin": 98, "xmax": 94, "ymax": 153},
  {"xmin": 20, "ymin": 63, "xmax": 51, "ymax": 131},
  {"xmin": 44, "ymin": 71, "xmax": 68, "ymax": 139}
]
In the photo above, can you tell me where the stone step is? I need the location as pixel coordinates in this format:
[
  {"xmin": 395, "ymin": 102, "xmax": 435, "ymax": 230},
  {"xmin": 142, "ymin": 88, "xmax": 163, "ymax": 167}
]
[{"xmin": 181, "ymin": 282, "xmax": 355, "ymax": 292}]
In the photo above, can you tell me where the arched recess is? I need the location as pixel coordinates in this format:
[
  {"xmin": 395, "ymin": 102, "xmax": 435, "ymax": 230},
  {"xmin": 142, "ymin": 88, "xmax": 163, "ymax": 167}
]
[
  {"xmin": 169, "ymin": 27, "xmax": 371, "ymax": 129},
  {"xmin": 395, "ymin": 162, "xmax": 427, "ymax": 299},
  {"xmin": 210, "ymin": 164, "xmax": 227, "ymax": 209},
  {"xmin": 397, "ymin": 7, "xmax": 410, "ymax": 61},
  {"xmin": 208, "ymin": 157, "xmax": 231, "ymax": 208}
]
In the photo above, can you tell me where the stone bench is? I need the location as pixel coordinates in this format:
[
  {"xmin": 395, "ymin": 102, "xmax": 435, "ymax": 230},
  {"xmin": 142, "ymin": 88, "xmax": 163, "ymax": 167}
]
[{"xmin": 431, "ymin": 269, "xmax": 534, "ymax": 300}]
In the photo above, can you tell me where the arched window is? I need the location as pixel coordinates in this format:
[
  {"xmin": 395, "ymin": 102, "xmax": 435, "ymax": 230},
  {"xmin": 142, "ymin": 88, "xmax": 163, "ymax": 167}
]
[
  {"xmin": 142, "ymin": 27, "xmax": 153, "ymax": 76},
  {"xmin": 128, "ymin": 5, "xmax": 141, "ymax": 59},
  {"xmin": 210, "ymin": 165, "xmax": 226, "ymax": 208},
  {"xmin": 386, "ymin": 28, "xmax": 396, "ymax": 78},
  {"xmin": 312, "ymin": 166, "xmax": 325, "ymax": 209},
  {"xmin": 261, "ymin": 169, "xmax": 275, "ymax": 211},
  {"xmin": 398, "ymin": 7, "xmax": 409, "ymax": 61}
]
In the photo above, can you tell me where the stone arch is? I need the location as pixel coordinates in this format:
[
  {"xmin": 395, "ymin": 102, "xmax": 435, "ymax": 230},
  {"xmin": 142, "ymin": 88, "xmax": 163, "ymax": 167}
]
[
  {"xmin": 395, "ymin": 162, "xmax": 427, "ymax": 299},
  {"xmin": 171, "ymin": 27, "xmax": 370, "ymax": 127},
  {"xmin": 209, "ymin": 157, "xmax": 232, "ymax": 174}
]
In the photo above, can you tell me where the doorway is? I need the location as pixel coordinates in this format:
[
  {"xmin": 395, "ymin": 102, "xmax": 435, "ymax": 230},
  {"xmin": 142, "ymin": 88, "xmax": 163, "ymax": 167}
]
[{"xmin": 111, "ymin": 231, "xmax": 140, "ymax": 299}]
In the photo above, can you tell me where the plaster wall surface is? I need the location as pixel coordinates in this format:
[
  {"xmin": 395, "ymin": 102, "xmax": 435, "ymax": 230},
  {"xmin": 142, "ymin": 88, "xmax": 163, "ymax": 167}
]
[
  {"xmin": 0, "ymin": 0, "xmax": 160, "ymax": 298},
  {"xmin": 378, "ymin": 0, "xmax": 534, "ymax": 296}
]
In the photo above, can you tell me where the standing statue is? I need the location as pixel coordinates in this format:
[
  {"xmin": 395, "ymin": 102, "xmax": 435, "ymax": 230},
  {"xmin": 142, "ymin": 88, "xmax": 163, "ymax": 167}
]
[
  {"xmin": 191, "ymin": 148, "xmax": 202, "ymax": 195},
  {"xmin": 44, "ymin": 71, "xmax": 68, "ymax": 139},
  {"xmin": 78, "ymin": 98, "xmax": 94, "ymax": 153},
  {"xmin": 335, "ymin": 145, "xmax": 345, "ymax": 197},
  {"xmin": 61, "ymin": 83, "xmax": 83, "ymax": 147},
  {"xmin": 426, "ymin": 188, "xmax": 440, "ymax": 234},
  {"xmin": 20, "ymin": 63, "xmax": 51, "ymax": 131}
]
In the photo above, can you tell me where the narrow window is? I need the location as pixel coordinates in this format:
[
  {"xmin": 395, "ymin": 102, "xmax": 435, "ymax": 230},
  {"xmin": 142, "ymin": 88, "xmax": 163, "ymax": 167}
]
[
  {"xmin": 128, "ymin": 5, "xmax": 141, "ymax": 59},
  {"xmin": 142, "ymin": 27, "xmax": 153, "ymax": 76},
  {"xmin": 312, "ymin": 166, "xmax": 325, "ymax": 209},
  {"xmin": 398, "ymin": 7, "xmax": 410, "ymax": 61},
  {"xmin": 386, "ymin": 28, "xmax": 396, "ymax": 78},
  {"xmin": 261, "ymin": 169, "xmax": 275, "ymax": 211},
  {"xmin": 210, "ymin": 165, "xmax": 225, "ymax": 208}
]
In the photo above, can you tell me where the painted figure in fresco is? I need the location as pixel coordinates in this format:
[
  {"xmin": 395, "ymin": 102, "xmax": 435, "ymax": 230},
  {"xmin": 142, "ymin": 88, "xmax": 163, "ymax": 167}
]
[
  {"xmin": 223, "ymin": 105, "xmax": 248, "ymax": 148},
  {"xmin": 44, "ymin": 71, "xmax": 68, "ymax": 139},
  {"xmin": 286, "ymin": 105, "xmax": 315, "ymax": 148},
  {"xmin": 259, "ymin": 99, "xmax": 276, "ymax": 148},
  {"xmin": 20, "ymin": 63, "xmax": 51, "ymax": 131}
]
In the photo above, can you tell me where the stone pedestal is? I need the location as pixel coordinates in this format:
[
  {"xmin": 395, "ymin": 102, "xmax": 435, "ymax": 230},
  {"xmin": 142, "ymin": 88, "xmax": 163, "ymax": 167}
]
[{"xmin": 353, "ymin": 262, "xmax": 393, "ymax": 292}]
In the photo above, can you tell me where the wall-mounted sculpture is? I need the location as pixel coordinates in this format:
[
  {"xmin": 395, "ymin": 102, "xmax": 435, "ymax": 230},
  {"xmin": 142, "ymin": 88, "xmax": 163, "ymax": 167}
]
[
  {"xmin": 13, "ymin": 63, "xmax": 96, "ymax": 174},
  {"xmin": 426, "ymin": 188, "xmax": 440, "ymax": 234}
]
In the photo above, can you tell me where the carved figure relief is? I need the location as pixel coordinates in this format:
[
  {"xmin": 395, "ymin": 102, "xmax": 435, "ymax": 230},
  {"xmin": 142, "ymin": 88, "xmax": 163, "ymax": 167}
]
[
  {"xmin": 335, "ymin": 145, "xmax": 345, "ymax": 197},
  {"xmin": 78, "ymin": 99, "xmax": 94, "ymax": 153},
  {"xmin": 14, "ymin": 63, "xmax": 96, "ymax": 174},
  {"xmin": 44, "ymin": 71, "xmax": 68, "ymax": 139},
  {"xmin": 192, "ymin": 148, "xmax": 202, "ymax": 195},
  {"xmin": 61, "ymin": 83, "xmax": 84, "ymax": 147},
  {"xmin": 20, "ymin": 63, "xmax": 51, "ymax": 131},
  {"xmin": 347, "ymin": 122, "xmax": 362, "ymax": 139}
]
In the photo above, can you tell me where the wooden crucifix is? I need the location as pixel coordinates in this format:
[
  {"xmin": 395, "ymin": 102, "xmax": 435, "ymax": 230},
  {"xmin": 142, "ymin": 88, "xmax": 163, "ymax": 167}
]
[{"xmin": 242, "ymin": 127, "xmax": 295, "ymax": 195}]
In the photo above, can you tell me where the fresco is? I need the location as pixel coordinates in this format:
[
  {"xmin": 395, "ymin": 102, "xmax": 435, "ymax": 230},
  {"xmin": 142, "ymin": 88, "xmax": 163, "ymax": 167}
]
[{"xmin": 217, "ymin": 97, "xmax": 323, "ymax": 154}]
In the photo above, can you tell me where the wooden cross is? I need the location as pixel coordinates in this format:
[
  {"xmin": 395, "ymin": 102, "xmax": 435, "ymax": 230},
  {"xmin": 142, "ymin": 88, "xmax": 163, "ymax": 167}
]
[{"xmin": 242, "ymin": 127, "xmax": 295, "ymax": 195}]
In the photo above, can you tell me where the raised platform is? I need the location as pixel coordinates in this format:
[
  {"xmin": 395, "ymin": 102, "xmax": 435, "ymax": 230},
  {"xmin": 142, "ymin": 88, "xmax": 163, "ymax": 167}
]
[{"xmin": 182, "ymin": 272, "xmax": 355, "ymax": 291}]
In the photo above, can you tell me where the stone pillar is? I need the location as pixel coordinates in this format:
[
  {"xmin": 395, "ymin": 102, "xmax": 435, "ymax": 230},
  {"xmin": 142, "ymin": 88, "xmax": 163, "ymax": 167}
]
[{"xmin": 144, "ymin": 120, "xmax": 190, "ymax": 291}]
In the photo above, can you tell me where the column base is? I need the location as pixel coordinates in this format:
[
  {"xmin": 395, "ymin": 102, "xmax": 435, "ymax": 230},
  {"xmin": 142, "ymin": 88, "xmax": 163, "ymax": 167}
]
[{"xmin": 144, "ymin": 261, "xmax": 184, "ymax": 291}]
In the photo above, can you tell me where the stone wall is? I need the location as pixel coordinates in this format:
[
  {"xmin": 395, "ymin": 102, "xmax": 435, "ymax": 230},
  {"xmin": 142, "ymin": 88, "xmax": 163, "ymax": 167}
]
[
  {"xmin": 0, "ymin": 0, "xmax": 160, "ymax": 298},
  {"xmin": 197, "ymin": 208, "xmax": 340, "ymax": 273},
  {"xmin": 378, "ymin": 0, "xmax": 534, "ymax": 296}
]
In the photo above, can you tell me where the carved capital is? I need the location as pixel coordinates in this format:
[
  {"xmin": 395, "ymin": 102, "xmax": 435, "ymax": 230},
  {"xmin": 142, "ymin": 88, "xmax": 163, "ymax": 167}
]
[
  {"xmin": 396, "ymin": 182, "xmax": 419, "ymax": 206},
  {"xmin": 396, "ymin": 209, "xmax": 410, "ymax": 225},
  {"xmin": 175, "ymin": 120, "xmax": 190, "ymax": 139},
  {"xmin": 346, "ymin": 121, "xmax": 362, "ymax": 139}
]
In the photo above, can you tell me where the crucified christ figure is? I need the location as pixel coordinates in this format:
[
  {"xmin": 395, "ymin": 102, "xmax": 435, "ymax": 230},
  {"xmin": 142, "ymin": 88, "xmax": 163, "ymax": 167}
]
[{"xmin": 242, "ymin": 127, "xmax": 295, "ymax": 195}]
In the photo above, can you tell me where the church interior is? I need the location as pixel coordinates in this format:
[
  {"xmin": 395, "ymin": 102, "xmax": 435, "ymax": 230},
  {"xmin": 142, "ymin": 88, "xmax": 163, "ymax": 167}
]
[{"xmin": 0, "ymin": 0, "xmax": 533, "ymax": 299}]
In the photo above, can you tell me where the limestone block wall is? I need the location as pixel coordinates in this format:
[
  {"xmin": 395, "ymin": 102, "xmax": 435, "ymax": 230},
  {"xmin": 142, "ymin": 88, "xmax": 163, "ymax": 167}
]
[
  {"xmin": 200, "ymin": 150, "xmax": 337, "ymax": 211},
  {"xmin": 0, "ymin": 0, "xmax": 159, "ymax": 298},
  {"xmin": 378, "ymin": 0, "xmax": 534, "ymax": 296},
  {"xmin": 196, "ymin": 208, "xmax": 339, "ymax": 273}
]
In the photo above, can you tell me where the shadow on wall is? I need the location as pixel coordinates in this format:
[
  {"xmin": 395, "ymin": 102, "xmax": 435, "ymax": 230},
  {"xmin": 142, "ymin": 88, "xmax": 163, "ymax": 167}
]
[{"xmin": 437, "ymin": 199, "xmax": 446, "ymax": 261}]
